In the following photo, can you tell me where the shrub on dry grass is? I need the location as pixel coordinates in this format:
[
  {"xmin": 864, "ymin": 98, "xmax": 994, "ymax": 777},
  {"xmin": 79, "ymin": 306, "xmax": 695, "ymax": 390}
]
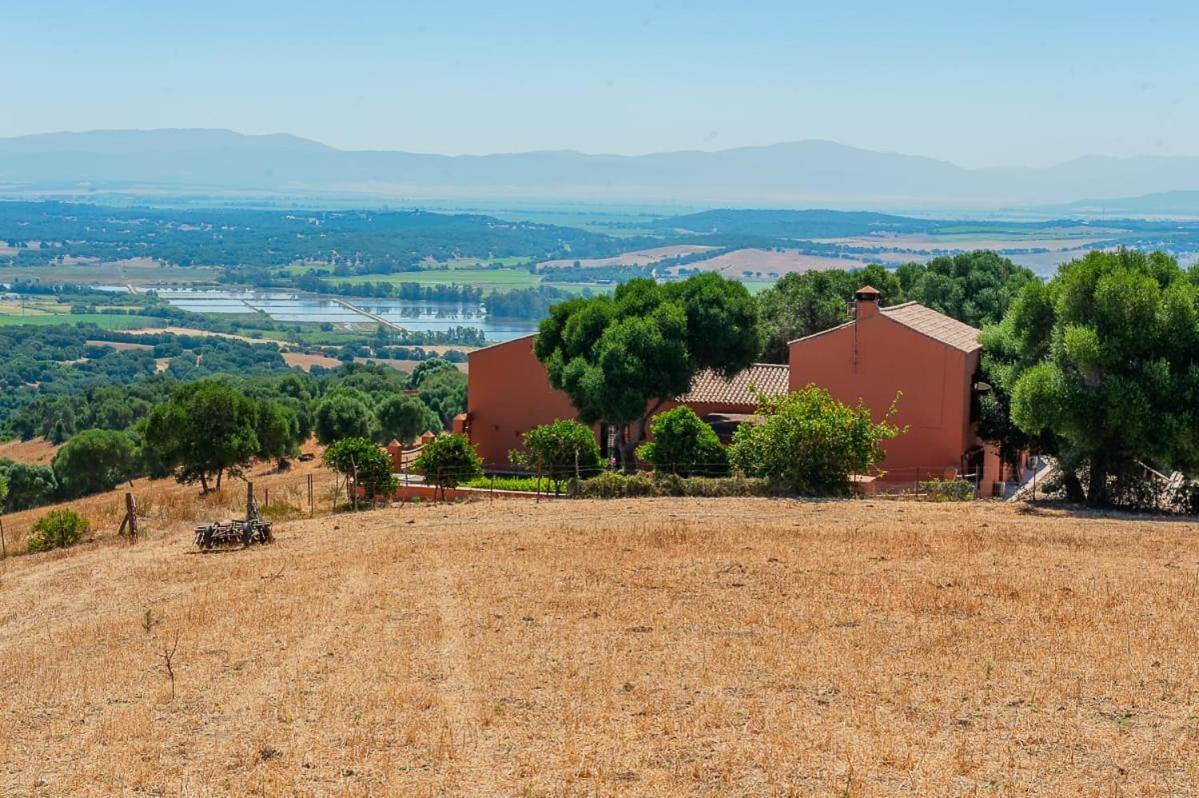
[{"xmin": 26, "ymin": 509, "xmax": 89, "ymax": 553}]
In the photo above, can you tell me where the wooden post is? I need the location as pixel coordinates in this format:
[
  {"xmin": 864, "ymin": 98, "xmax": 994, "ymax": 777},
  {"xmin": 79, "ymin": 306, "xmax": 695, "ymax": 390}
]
[
  {"xmin": 308, "ymin": 474, "xmax": 314, "ymax": 517},
  {"xmin": 246, "ymin": 482, "xmax": 257, "ymax": 521},
  {"xmin": 264, "ymin": 487, "xmax": 269, "ymax": 509},
  {"xmin": 117, "ymin": 492, "xmax": 138, "ymax": 543},
  {"xmin": 0, "ymin": 517, "xmax": 6, "ymax": 558}
]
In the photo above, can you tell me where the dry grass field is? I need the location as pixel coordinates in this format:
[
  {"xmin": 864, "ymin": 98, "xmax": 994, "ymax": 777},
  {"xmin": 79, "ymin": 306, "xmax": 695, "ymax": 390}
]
[
  {"xmin": 0, "ymin": 436, "xmax": 60, "ymax": 466},
  {"xmin": 1, "ymin": 497, "xmax": 1197, "ymax": 796},
  {"xmin": 538, "ymin": 245, "xmax": 717, "ymax": 270}
]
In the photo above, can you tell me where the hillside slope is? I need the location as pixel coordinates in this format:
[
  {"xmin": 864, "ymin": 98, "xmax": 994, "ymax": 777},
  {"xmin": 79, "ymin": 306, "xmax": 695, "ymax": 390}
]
[{"xmin": 1, "ymin": 498, "xmax": 1197, "ymax": 795}]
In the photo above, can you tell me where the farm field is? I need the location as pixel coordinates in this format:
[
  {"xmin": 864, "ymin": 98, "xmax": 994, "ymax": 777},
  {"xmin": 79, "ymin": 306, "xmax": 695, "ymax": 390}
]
[
  {"xmin": 0, "ymin": 497, "xmax": 1196, "ymax": 795},
  {"xmin": 679, "ymin": 247, "xmax": 886, "ymax": 278},
  {"xmin": 0, "ymin": 258, "xmax": 220, "ymax": 287},
  {"xmin": 334, "ymin": 268, "xmax": 541, "ymax": 291},
  {"xmin": 537, "ymin": 244, "xmax": 717, "ymax": 269},
  {"xmin": 0, "ymin": 311, "xmax": 151, "ymax": 329}
]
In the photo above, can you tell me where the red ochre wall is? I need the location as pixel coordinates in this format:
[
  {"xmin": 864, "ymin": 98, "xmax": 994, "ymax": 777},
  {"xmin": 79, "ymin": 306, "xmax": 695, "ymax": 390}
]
[
  {"xmin": 465, "ymin": 338, "xmax": 757, "ymax": 467},
  {"xmin": 787, "ymin": 304, "xmax": 977, "ymax": 483},
  {"xmin": 465, "ymin": 336, "xmax": 582, "ymax": 467}
]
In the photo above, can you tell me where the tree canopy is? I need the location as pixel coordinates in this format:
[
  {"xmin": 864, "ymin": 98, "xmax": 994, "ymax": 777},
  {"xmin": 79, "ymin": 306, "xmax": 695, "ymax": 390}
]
[
  {"xmin": 377, "ymin": 394, "xmax": 441, "ymax": 445},
  {"xmin": 314, "ymin": 394, "xmax": 375, "ymax": 445},
  {"xmin": 756, "ymin": 253, "xmax": 1037, "ymax": 362},
  {"xmin": 52, "ymin": 428, "xmax": 137, "ymax": 500},
  {"xmin": 143, "ymin": 379, "xmax": 261, "ymax": 493},
  {"xmin": 412, "ymin": 433, "xmax": 483, "ymax": 497},
  {"xmin": 535, "ymin": 273, "xmax": 759, "ymax": 468},
  {"xmin": 983, "ymin": 249, "xmax": 1199, "ymax": 505}
]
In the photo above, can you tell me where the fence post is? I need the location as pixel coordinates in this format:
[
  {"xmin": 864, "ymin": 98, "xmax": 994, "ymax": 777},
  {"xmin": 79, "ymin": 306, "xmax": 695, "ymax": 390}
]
[
  {"xmin": 308, "ymin": 473, "xmax": 314, "ymax": 517},
  {"xmin": 0, "ymin": 517, "xmax": 6, "ymax": 558},
  {"xmin": 246, "ymin": 482, "xmax": 257, "ymax": 521},
  {"xmin": 264, "ymin": 487, "xmax": 269, "ymax": 509},
  {"xmin": 117, "ymin": 492, "xmax": 138, "ymax": 543}
]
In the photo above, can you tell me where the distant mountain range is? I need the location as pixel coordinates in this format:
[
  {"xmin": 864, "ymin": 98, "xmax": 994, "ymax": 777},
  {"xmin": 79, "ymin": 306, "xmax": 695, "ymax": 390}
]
[{"xmin": 3, "ymin": 128, "xmax": 1199, "ymax": 211}]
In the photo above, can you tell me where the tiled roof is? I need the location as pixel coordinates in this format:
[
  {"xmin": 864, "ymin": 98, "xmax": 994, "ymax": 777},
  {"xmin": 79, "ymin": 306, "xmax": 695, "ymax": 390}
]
[
  {"xmin": 681, "ymin": 363, "xmax": 789, "ymax": 406},
  {"xmin": 880, "ymin": 302, "xmax": 982, "ymax": 353}
]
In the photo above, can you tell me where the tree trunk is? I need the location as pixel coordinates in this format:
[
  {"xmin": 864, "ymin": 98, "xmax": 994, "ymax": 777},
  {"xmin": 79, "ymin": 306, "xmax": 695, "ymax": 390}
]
[
  {"xmin": 1062, "ymin": 472, "xmax": 1086, "ymax": 503},
  {"xmin": 615, "ymin": 401, "xmax": 665, "ymax": 473},
  {"xmin": 617, "ymin": 437, "xmax": 639, "ymax": 474},
  {"xmin": 199, "ymin": 473, "xmax": 209, "ymax": 495},
  {"xmin": 1086, "ymin": 455, "xmax": 1108, "ymax": 506},
  {"xmin": 216, "ymin": 469, "xmax": 223, "ymax": 490}
]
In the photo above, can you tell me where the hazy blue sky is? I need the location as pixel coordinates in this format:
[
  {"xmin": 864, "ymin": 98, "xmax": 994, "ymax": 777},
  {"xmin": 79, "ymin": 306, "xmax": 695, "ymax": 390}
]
[{"xmin": 3, "ymin": 1, "xmax": 1195, "ymax": 167}]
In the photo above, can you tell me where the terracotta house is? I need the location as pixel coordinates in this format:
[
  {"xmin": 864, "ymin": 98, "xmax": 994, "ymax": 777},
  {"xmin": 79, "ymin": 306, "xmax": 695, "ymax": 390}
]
[{"xmin": 457, "ymin": 286, "xmax": 1005, "ymax": 493}]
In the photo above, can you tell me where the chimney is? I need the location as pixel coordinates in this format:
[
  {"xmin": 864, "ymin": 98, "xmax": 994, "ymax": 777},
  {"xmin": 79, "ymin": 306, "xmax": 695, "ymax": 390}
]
[{"xmin": 853, "ymin": 285, "xmax": 881, "ymax": 320}]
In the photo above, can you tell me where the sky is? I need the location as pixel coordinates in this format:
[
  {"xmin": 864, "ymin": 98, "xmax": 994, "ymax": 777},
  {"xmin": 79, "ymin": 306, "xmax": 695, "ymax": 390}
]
[{"xmin": 2, "ymin": 0, "xmax": 1196, "ymax": 168}]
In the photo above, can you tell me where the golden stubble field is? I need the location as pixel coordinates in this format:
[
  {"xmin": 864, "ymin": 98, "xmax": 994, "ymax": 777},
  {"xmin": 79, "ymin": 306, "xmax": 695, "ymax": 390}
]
[{"xmin": 1, "ymin": 498, "xmax": 1197, "ymax": 796}]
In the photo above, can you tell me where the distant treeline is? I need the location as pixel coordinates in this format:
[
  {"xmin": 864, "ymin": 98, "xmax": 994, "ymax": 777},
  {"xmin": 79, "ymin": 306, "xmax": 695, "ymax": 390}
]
[{"xmin": 0, "ymin": 201, "xmax": 651, "ymax": 273}]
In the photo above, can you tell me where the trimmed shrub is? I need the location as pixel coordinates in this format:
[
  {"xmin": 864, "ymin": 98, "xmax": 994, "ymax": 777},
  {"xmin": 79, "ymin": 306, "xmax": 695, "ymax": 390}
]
[
  {"xmin": 636, "ymin": 406, "xmax": 727, "ymax": 476},
  {"xmin": 412, "ymin": 433, "xmax": 483, "ymax": 498},
  {"xmin": 26, "ymin": 509, "xmax": 89, "ymax": 553},
  {"xmin": 509, "ymin": 419, "xmax": 602, "ymax": 494}
]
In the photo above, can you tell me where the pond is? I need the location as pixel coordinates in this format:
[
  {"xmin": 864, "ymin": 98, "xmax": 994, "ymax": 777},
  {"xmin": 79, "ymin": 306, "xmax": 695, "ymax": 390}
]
[{"xmin": 147, "ymin": 288, "xmax": 539, "ymax": 341}]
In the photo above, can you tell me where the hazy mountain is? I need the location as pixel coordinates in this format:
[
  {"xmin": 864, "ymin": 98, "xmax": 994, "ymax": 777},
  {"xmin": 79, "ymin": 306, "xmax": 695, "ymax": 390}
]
[
  {"xmin": 1037, "ymin": 190, "xmax": 1199, "ymax": 217},
  {"xmin": 3, "ymin": 128, "xmax": 1199, "ymax": 209}
]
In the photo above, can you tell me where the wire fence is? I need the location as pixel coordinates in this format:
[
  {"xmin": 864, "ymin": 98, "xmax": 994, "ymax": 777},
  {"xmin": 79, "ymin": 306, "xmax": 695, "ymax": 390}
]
[
  {"xmin": 0, "ymin": 468, "xmax": 346, "ymax": 559},
  {"xmin": 0, "ymin": 459, "xmax": 994, "ymax": 559}
]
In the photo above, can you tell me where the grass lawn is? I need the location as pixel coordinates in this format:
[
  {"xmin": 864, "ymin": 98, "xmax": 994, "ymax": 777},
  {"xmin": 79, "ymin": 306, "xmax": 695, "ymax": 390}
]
[
  {"xmin": 337, "ymin": 268, "xmax": 542, "ymax": 291},
  {"xmin": 0, "ymin": 312, "xmax": 157, "ymax": 329}
]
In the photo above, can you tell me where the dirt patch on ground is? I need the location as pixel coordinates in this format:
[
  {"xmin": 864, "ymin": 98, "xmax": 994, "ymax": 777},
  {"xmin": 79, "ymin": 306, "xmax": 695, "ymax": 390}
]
[
  {"xmin": 86, "ymin": 339, "xmax": 153, "ymax": 351},
  {"xmin": 539, "ymin": 244, "xmax": 716, "ymax": 270},
  {"xmin": 1, "ymin": 497, "xmax": 1196, "ymax": 794},
  {"xmin": 283, "ymin": 352, "xmax": 468, "ymax": 373},
  {"xmin": 0, "ymin": 436, "xmax": 60, "ymax": 466},
  {"xmin": 281, "ymin": 351, "xmax": 342, "ymax": 371},
  {"xmin": 680, "ymin": 247, "xmax": 882, "ymax": 277}
]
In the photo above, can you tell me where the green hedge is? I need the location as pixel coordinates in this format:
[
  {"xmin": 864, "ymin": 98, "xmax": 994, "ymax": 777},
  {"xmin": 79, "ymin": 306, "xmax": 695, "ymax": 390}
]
[
  {"xmin": 575, "ymin": 472, "xmax": 772, "ymax": 499},
  {"xmin": 917, "ymin": 478, "xmax": 976, "ymax": 501}
]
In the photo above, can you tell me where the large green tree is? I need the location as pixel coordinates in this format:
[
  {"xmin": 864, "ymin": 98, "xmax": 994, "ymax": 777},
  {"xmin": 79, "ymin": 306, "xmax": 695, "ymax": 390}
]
[
  {"xmin": 985, "ymin": 250, "xmax": 1199, "ymax": 506},
  {"xmin": 52, "ymin": 428, "xmax": 138, "ymax": 499},
  {"xmin": 0, "ymin": 461, "xmax": 59, "ymax": 511},
  {"xmin": 756, "ymin": 265, "xmax": 900, "ymax": 362},
  {"xmin": 535, "ymin": 273, "xmax": 759, "ymax": 469},
  {"xmin": 756, "ymin": 253, "xmax": 1036, "ymax": 363},
  {"xmin": 416, "ymin": 367, "xmax": 467, "ymax": 426},
  {"xmin": 376, "ymin": 394, "xmax": 440, "ymax": 445},
  {"xmin": 143, "ymin": 380, "xmax": 260, "ymax": 493},
  {"xmin": 313, "ymin": 393, "xmax": 375, "ymax": 445},
  {"xmin": 896, "ymin": 251, "xmax": 1038, "ymax": 329}
]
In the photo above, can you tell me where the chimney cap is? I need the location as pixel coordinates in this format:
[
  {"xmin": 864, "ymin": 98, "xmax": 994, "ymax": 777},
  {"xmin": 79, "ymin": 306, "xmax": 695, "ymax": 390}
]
[{"xmin": 855, "ymin": 285, "xmax": 881, "ymax": 300}]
